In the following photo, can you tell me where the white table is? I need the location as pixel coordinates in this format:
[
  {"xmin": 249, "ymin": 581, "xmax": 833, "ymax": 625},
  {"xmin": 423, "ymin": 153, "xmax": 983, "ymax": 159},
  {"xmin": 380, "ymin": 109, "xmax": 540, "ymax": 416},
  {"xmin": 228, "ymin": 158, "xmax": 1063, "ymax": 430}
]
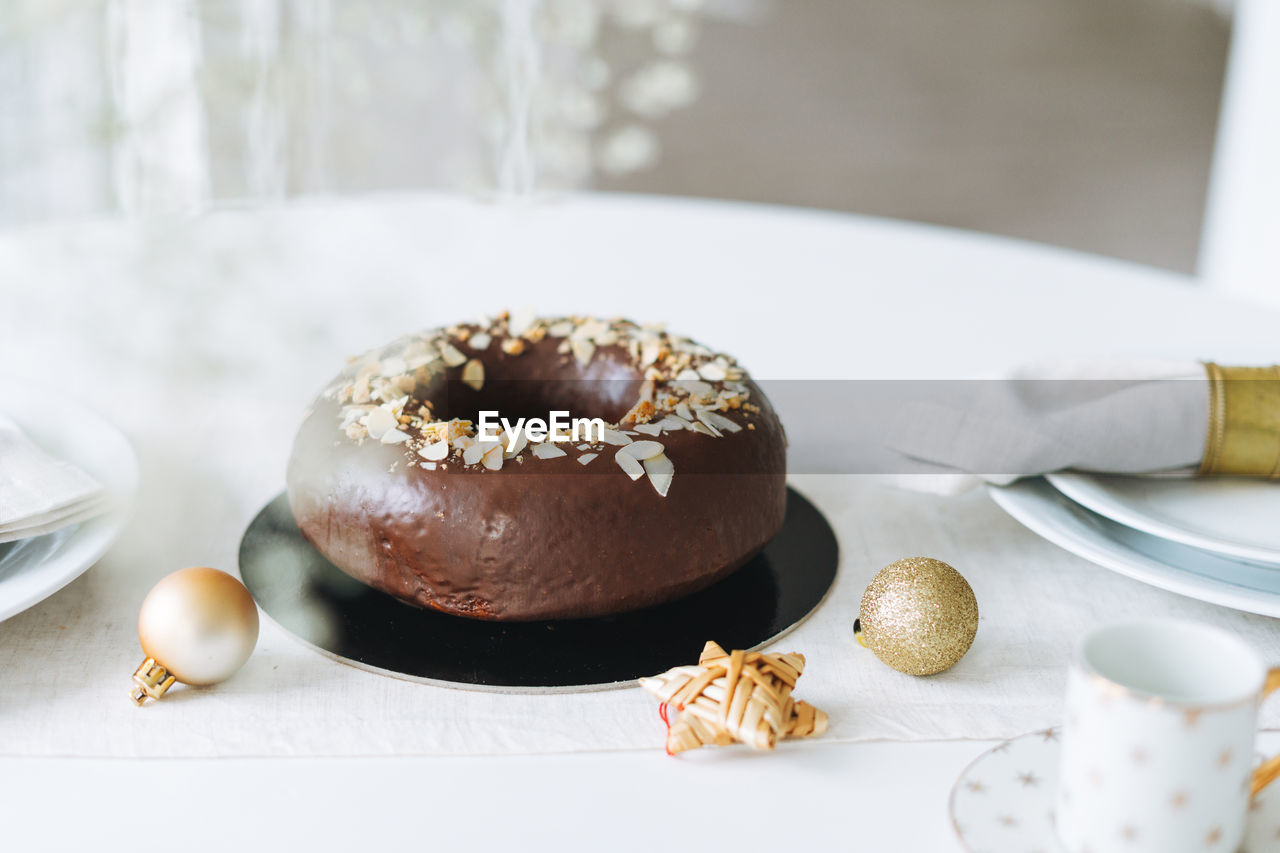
[{"xmin": 3, "ymin": 194, "xmax": 1279, "ymax": 852}]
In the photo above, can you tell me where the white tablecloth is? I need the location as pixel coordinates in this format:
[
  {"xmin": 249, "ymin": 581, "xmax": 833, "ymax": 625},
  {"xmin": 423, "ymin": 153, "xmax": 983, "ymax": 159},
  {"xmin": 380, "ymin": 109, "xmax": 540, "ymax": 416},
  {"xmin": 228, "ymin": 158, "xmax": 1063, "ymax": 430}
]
[{"xmin": 3, "ymin": 194, "xmax": 1279, "ymax": 759}]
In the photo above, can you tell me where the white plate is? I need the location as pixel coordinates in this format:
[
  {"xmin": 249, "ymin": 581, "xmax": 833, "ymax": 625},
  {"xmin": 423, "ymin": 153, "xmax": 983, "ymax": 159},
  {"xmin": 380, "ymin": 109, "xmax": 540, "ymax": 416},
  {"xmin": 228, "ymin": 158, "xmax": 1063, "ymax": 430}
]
[
  {"xmin": 950, "ymin": 729, "xmax": 1280, "ymax": 852},
  {"xmin": 989, "ymin": 479, "xmax": 1280, "ymax": 618},
  {"xmin": 0, "ymin": 378, "xmax": 137, "ymax": 622},
  {"xmin": 1047, "ymin": 472, "xmax": 1280, "ymax": 566}
]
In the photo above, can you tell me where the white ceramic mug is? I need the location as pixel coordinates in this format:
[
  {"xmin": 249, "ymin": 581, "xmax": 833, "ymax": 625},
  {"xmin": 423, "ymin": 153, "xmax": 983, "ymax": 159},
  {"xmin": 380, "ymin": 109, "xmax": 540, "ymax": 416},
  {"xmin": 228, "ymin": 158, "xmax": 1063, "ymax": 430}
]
[{"xmin": 1056, "ymin": 620, "xmax": 1280, "ymax": 853}]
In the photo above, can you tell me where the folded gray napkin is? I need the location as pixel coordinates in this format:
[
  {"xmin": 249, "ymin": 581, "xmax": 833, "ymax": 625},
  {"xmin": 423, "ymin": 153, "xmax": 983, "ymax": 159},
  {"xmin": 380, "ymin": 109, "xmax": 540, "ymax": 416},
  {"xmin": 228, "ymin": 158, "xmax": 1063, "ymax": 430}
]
[
  {"xmin": 776, "ymin": 360, "xmax": 1215, "ymax": 493},
  {"xmin": 0, "ymin": 412, "xmax": 107, "ymax": 543},
  {"xmin": 884, "ymin": 360, "xmax": 1208, "ymax": 492}
]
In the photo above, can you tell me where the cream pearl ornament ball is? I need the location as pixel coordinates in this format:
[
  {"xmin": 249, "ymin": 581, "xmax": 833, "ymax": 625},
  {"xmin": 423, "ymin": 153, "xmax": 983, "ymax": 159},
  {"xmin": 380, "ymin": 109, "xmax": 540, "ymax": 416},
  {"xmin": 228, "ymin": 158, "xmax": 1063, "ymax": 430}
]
[{"xmin": 130, "ymin": 567, "xmax": 260, "ymax": 705}]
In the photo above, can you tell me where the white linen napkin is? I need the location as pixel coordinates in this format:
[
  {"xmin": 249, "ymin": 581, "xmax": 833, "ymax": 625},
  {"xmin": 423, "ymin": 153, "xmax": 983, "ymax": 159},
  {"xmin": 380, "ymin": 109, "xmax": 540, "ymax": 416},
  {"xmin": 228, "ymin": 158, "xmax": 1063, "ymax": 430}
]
[{"xmin": 0, "ymin": 412, "xmax": 107, "ymax": 542}]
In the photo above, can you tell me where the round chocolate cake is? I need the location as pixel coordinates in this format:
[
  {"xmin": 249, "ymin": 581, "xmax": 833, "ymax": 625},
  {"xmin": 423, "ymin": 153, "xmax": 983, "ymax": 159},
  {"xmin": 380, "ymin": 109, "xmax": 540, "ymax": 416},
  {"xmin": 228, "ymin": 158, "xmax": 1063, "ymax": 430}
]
[{"xmin": 286, "ymin": 311, "xmax": 786, "ymax": 621}]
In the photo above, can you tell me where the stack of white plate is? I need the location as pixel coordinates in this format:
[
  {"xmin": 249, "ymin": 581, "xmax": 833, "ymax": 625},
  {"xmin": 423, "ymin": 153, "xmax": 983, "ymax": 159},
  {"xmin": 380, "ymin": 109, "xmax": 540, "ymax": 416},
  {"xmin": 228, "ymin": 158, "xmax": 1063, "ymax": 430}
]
[
  {"xmin": 0, "ymin": 378, "xmax": 137, "ymax": 623},
  {"xmin": 990, "ymin": 473, "xmax": 1280, "ymax": 616}
]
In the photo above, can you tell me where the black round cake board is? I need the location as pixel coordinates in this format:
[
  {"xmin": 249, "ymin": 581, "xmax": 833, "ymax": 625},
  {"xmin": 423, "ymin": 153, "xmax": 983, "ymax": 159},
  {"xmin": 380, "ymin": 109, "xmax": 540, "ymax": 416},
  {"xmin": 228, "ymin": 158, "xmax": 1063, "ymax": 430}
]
[{"xmin": 239, "ymin": 487, "xmax": 838, "ymax": 693}]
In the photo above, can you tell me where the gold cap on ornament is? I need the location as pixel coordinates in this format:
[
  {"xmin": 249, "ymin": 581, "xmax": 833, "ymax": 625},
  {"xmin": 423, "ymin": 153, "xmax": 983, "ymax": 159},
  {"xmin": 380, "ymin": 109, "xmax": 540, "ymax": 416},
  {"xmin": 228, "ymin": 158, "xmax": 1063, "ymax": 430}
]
[{"xmin": 130, "ymin": 658, "xmax": 176, "ymax": 705}]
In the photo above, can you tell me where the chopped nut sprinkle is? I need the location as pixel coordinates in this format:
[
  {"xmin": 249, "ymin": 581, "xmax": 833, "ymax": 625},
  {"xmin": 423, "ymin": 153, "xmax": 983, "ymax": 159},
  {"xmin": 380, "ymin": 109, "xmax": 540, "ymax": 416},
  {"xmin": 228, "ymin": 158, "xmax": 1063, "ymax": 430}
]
[{"xmin": 322, "ymin": 314, "xmax": 766, "ymax": 493}]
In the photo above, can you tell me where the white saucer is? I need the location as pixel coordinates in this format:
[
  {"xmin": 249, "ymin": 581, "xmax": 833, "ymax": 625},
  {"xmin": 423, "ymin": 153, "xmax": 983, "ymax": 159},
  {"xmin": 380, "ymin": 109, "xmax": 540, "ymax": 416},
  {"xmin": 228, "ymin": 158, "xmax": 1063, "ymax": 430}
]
[
  {"xmin": 950, "ymin": 729, "xmax": 1280, "ymax": 853},
  {"xmin": 989, "ymin": 478, "xmax": 1280, "ymax": 618},
  {"xmin": 0, "ymin": 378, "xmax": 137, "ymax": 622},
  {"xmin": 1047, "ymin": 472, "xmax": 1280, "ymax": 566}
]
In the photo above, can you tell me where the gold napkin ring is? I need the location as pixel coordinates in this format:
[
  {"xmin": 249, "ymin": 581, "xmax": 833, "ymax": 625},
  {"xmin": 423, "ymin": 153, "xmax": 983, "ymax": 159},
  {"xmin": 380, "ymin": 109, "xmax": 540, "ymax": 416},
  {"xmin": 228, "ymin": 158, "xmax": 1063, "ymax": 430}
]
[{"xmin": 1198, "ymin": 363, "xmax": 1280, "ymax": 479}]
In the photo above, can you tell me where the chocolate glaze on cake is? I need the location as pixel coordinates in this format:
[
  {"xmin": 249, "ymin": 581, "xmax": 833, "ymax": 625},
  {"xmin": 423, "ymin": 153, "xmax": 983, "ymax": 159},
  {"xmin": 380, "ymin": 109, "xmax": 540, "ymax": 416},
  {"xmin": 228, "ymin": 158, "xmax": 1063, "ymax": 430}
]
[{"xmin": 286, "ymin": 314, "xmax": 786, "ymax": 621}]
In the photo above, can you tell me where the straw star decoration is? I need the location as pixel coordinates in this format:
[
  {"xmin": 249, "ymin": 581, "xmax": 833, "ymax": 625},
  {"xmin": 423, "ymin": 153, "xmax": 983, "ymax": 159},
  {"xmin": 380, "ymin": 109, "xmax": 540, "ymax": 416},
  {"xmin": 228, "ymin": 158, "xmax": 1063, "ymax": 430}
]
[{"xmin": 639, "ymin": 641, "xmax": 828, "ymax": 754}]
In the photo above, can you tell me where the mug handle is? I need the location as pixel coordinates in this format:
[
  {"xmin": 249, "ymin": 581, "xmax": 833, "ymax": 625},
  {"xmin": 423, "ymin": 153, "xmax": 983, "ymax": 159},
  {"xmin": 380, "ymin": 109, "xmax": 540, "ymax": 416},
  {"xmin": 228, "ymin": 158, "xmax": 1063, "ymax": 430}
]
[{"xmin": 1251, "ymin": 668, "xmax": 1280, "ymax": 797}]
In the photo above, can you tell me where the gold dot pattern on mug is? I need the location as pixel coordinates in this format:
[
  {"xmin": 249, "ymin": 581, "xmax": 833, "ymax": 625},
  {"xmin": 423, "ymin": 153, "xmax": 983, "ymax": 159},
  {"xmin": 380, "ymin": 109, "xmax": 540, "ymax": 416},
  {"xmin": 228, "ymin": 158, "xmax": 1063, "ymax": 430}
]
[{"xmin": 948, "ymin": 729, "xmax": 1280, "ymax": 853}]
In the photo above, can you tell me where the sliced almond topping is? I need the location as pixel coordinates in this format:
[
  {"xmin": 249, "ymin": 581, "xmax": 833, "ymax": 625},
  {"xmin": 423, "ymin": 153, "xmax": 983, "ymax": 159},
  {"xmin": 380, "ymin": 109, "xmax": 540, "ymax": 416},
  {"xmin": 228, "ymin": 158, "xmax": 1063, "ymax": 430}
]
[
  {"xmin": 615, "ymin": 449, "xmax": 645, "ymax": 480},
  {"xmin": 640, "ymin": 340, "xmax": 661, "ymax": 368},
  {"xmin": 532, "ymin": 443, "xmax": 567, "ymax": 459},
  {"xmin": 462, "ymin": 358, "xmax": 485, "ymax": 391},
  {"xmin": 419, "ymin": 461, "xmax": 437, "ymax": 471},
  {"xmin": 334, "ymin": 314, "xmax": 758, "ymax": 463},
  {"xmin": 698, "ymin": 362, "xmax": 727, "ymax": 381},
  {"xmin": 572, "ymin": 318, "xmax": 608, "ymax": 341},
  {"xmin": 658, "ymin": 415, "xmax": 690, "ymax": 431},
  {"xmin": 643, "ymin": 453, "xmax": 674, "ymax": 497},
  {"xmin": 570, "ymin": 337, "xmax": 595, "ymax": 366},
  {"xmin": 405, "ymin": 351, "xmax": 436, "ymax": 370},
  {"xmin": 362, "ymin": 406, "xmax": 398, "ymax": 440},
  {"xmin": 508, "ymin": 305, "xmax": 537, "ymax": 337},
  {"xmin": 439, "ymin": 342, "xmax": 468, "ymax": 367},
  {"xmin": 621, "ymin": 440, "xmax": 665, "ymax": 460},
  {"xmin": 481, "ymin": 443, "xmax": 504, "ymax": 470},
  {"xmin": 698, "ymin": 409, "xmax": 742, "ymax": 433},
  {"xmin": 599, "ymin": 428, "xmax": 633, "ymax": 446},
  {"xmin": 689, "ymin": 420, "xmax": 718, "ymax": 437},
  {"xmin": 381, "ymin": 428, "xmax": 410, "ymax": 445},
  {"xmin": 379, "ymin": 356, "xmax": 408, "ymax": 377},
  {"xmin": 676, "ymin": 379, "xmax": 714, "ymax": 396},
  {"xmin": 578, "ymin": 453, "xmax": 598, "ymax": 466},
  {"xmin": 341, "ymin": 405, "xmax": 373, "ymax": 428},
  {"xmin": 418, "ymin": 439, "xmax": 450, "ymax": 461}
]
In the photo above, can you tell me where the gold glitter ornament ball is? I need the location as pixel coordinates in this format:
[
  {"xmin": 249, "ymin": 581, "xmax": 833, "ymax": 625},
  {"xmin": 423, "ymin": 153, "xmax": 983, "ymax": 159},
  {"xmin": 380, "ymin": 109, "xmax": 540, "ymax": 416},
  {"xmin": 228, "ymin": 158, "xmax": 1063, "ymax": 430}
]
[{"xmin": 855, "ymin": 557, "xmax": 977, "ymax": 676}]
